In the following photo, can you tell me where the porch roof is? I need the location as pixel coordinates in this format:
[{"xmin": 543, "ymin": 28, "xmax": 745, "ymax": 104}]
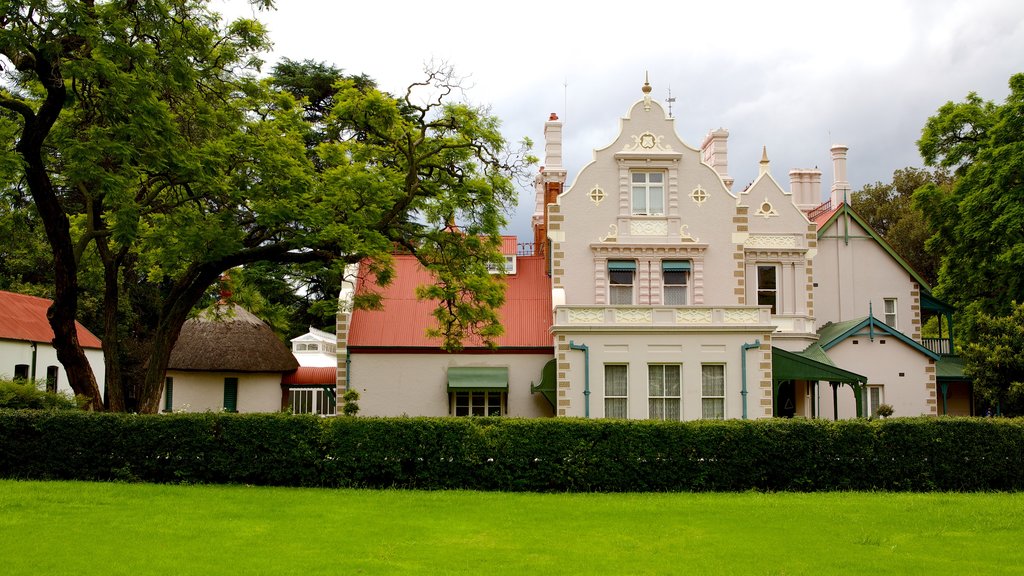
[{"xmin": 772, "ymin": 346, "xmax": 866, "ymax": 384}]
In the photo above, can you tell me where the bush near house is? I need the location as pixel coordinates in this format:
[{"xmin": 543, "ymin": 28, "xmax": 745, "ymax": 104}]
[
  {"xmin": 0, "ymin": 412, "xmax": 1021, "ymax": 491},
  {"xmin": 0, "ymin": 379, "xmax": 79, "ymax": 410}
]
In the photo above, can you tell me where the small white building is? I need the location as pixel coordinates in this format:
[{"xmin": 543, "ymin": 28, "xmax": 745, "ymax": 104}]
[
  {"xmin": 290, "ymin": 326, "xmax": 337, "ymax": 367},
  {"xmin": 0, "ymin": 290, "xmax": 105, "ymax": 397}
]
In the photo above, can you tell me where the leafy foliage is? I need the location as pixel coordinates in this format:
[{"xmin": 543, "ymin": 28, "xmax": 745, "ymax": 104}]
[
  {"xmin": 960, "ymin": 301, "xmax": 1024, "ymax": 415},
  {"xmin": 0, "ymin": 379, "xmax": 79, "ymax": 410}
]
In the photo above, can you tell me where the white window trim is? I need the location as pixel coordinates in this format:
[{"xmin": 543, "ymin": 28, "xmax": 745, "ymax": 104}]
[
  {"xmin": 450, "ymin": 391, "xmax": 506, "ymax": 417},
  {"xmin": 883, "ymin": 298, "xmax": 897, "ymax": 329},
  {"xmin": 630, "ymin": 171, "xmax": 665, "ymax": 216},
  {"xmin": 604, "ymin": 364, "xmax": 629, "ymax": 419},
  {"xmin": 756, "ymin": 264, "xmax": 778, "ymax": 314},
  {"xmin": 289, "ymin": 387, "xmax": 337, "ymax": 416},
  {"xmin": 867, "ymin": 385, "xmax": 885, "ymax": 416}
]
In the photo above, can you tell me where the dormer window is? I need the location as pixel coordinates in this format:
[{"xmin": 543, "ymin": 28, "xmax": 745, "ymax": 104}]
[{"xmin": 631, "ymin": 171, "xmax": 664, "ymax": 216}]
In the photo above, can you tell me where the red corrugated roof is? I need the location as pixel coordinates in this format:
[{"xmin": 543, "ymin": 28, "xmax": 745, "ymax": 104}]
[
  {"xmin": 501, "ymin": 236, "xmax": 517, "ymax": 255},
  {"xmin": 0, "ymin": 291, "xmax": 102, "ymax": 349},
  {"xmin": 348, "ymin": 254, "xmax": 552, "ymax": 349},
  {"xmin": 282, "ymin": 366, "xmax": 336, "ymax": 386},
  {"xmin": 812, "ymin": 202, "xmax": 842, "ymax": 230}
]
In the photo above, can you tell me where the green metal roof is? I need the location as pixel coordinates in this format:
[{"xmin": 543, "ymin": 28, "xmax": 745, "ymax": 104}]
[
  {"xmin": 816, "ymin": 316, "xmax": 941, "ymax": 361},
  {"xmin": 937, "ymin": 356, "xmax": 970, "ymax": 381},
  {"xmin": 773, "ymin": 346, "xmax": 866, "ymax": 384},
  {"xmin": 447, "ymin": 367, "xmax": 509, "ymax": 391}
]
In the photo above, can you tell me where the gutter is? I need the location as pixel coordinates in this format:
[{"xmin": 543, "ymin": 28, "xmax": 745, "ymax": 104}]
[
  {"xmin": 569, "ymin": 340, "xmax": 590, "ymax": 418},
  {"xmin": 741, "ymin": 339, "xmax": 761, "ymax": 419}
]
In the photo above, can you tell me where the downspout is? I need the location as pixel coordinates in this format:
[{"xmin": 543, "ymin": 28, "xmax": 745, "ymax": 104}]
[
  {"xmin": 345, "ymin": 351, "xmax": 351, "ymax": 391},
  {"xmin": 30, "ymin": 342, "xmax": 37, "ymax": 382},
  {"xmin": 569, "ymin": 341, "xmax": 590, "ymax": 418},
  {"xmin": 740, "ymin": 339, "xmax": 760, "ymax": 419}
]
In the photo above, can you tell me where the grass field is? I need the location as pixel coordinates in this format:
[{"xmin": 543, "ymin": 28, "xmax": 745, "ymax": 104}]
[{"xmin": 1, "ymin": 481, "xmax": 1022, "ymax": 575}]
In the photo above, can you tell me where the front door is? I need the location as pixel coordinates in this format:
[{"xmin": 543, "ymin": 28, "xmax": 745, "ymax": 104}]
[{"xmin": 776, "ymin": 380, "xmax": 796, "ymax": 418}]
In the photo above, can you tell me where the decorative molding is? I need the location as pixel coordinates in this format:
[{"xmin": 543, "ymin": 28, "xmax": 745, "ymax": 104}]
[
  {"xmin": 567, "ymin": 308, "xmax": 605, "ymax": 324},
  {"xmin": 591, "ymin": 243, "xmax": 707, "ymax": 257},
  {"xmin": 623, "ymin": 132, "xmax": 673, "ymax": 152},
  {"xmin": 680, "ymin": 225, "xmax": 699, "ymax": 243},
  {"xmin": 745, "ymin": 235, "xmax": 798, "ymax": 249},
  {"xmin": 614, "ymin": 308, "xmax": 652, "ymax": 323},
  {"xmin": 629, "ymin": 220, "xmax": 669, "ymax": 236},
  {"xmin": 599, "ymin": 223, "xmax": 618, "ymax": 242},
  {"xmin": 676, "ymin": 309, "xmax": 713, "ymax": 324},
  {"xmin": 690, "ymin": 185, "xmax": 708, "ymax": 206},
  {"xmin": 588, "ymin": 185, "xmax": 606, "ymax": 206},
  {"xmin": 755, "ymin": 197, "xmax": 779, "ymax": 218},
  {"xmin": 724, "ymin": 309, "xmax": 762, "ymax": 324}
]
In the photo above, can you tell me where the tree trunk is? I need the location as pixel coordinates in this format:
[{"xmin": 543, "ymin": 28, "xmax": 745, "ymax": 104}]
[
  {"xmin": 13, "ymin": 64, "xmax": 103, "ymax": 410},
  {"xmin": 100, "ymin": 252, "xmax": 125, "ymax": 412}
]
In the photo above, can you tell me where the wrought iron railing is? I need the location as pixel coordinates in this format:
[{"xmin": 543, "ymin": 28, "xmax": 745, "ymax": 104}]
[{"xmin": 921, "ymin": 337, "xmax": 953, "ymax": 356}]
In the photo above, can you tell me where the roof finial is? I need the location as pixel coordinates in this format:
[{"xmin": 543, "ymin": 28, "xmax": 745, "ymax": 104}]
[
  {"xmin": 642, "ymin": 71, "xmax": 652, "ymax": 111},
  {"xmin": 759, "ymin": 146, "xmax": 770, "ymax": 176}
]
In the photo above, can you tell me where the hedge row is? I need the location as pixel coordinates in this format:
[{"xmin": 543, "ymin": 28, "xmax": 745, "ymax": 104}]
[{"xmin": 1, "ymin": 411, "xmax": 1022, "ymax": 491}]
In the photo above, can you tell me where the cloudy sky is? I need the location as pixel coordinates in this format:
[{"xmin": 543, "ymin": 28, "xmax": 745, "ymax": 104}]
[{"xmin": 214, "ymin": 0, "xmax": 1024, "ymax": 240}]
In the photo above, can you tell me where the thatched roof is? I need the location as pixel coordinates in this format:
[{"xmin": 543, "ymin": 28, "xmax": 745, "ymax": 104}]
[{"xmin": 167, "ymin": 304, "xmax": 298, "ymax": 373}]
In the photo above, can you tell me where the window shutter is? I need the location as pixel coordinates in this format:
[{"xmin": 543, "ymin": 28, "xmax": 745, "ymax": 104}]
[
  {"xmin": 164, "ymin": 377, "xmax": 174, "ymax": 412},
  {"xmin": 223, "ymin": 377, "xmax": 238, "ymax": 412}
]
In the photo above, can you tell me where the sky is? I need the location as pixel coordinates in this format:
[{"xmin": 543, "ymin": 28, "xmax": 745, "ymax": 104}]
[{"xmin": 214, "ymin": 0, "xmax": 1024, "ymax": 241}]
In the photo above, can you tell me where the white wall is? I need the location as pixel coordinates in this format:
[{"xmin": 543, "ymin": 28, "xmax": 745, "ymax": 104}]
[
  {"xmin": 349, "ymin": 353, "xmax": 553, "ymax": 417},
  {"xmin": 163, "ymin": 370, "xmax": 284, "ymax": 413},
  {"xmin": 821, "ymin": 336, "xmax": 936, "ymax": 419},
  {"xmin": 0, "ymin": 339, "xmax": 106, "ymax": 399}
]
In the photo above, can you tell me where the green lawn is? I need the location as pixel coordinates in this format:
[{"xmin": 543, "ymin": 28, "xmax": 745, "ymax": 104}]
[{"xmin": 1, "ymin": 481, "xmax": 1021, "ymax": 575}]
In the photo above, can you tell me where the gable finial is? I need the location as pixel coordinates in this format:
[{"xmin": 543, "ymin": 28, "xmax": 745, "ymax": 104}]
[
  {"xmin": 758, "ymin": 146, "xmax": 770, "ymax": 176},
  {"xmin": 642, "ymin": 71, "xmax": 652, "ymax": 111}
]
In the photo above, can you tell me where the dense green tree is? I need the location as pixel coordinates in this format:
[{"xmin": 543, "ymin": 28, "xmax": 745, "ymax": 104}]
[
  {"xmin": 852, "ymin": 167, "xmax": 952, "ymax": 286},
  {"xmin": 915, "ymin": 73, "xmax": 1024, "ymax": 314},
  {"xmin": 0, "ymin": 2, "xmax": 530, "ymax": 412},
  {"xmin": 960, "ymin": 301, "xmax": 1024, "ymax": 415},
  {"xmin": 916, "ymin": 73, "xmax": 1024, "ymax": 410}
]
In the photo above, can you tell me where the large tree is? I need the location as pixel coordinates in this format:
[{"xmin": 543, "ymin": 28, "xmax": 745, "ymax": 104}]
[
  {"xmin": 915, "ymin": 73, "xmax": 1024, "ymax": 413},
  {"xmin": 852, "ymin": 167, "xmax": 952, "ymax": 287},
  {"xmin": 0, "ymin": 1, "xmax": 530, "ymax": 412}
]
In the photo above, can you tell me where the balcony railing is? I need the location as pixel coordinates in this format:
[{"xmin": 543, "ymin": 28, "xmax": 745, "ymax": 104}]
[{"xmin": 921, "ymin": 337, "xmax": 953, "ymax": 356}]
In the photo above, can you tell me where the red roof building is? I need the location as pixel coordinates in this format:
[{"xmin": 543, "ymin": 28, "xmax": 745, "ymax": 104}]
[{"xmin": 0, "ymin": 291, "xmax": 101, "ymax": 349}]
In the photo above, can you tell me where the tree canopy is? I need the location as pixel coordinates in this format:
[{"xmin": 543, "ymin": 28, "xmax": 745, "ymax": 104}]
[{"xmin": 0, "ymin": 1, "xmax": 531, "ymax": 412}]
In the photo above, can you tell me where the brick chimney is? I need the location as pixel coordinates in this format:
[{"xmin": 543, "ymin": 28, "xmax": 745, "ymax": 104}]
[{"xmin": 701, "ymin": 128, "xmax": 733, "ymax": 191}]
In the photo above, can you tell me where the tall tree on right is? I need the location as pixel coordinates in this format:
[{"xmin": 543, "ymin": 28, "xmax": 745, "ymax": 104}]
[{"xmin": 915, "ymin": 73, "xmax": 1024, "ymax": 413}]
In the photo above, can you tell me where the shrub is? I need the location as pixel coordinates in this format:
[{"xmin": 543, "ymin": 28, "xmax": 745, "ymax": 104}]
[
  {"xmin": 1, "ymin": 412, "xmax": 1022, "ymax": 491},
  {"xmin": 0, "ymin": 379, "xmax": 79, "ymax": 410}
]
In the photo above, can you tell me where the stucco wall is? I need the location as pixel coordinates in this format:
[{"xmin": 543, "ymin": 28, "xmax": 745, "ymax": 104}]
[
  {"xmin": 821, "ymin": 336, "xmax": 936, "ymax": 419},
  {"xmin": 163, "ymin": 370, "xmax": 284, "ymax": 413},
  {"xmin": 348, "ymin": 353, "xmax": 553, "ymax": 417},
  {"xmin": 552, "ymin": 330, "xmax": 771, "ymax": 420}
]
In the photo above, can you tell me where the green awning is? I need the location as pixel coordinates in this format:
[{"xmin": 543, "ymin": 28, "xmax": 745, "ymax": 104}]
[
  {"xmin": 447, "ymin": 367, "xmax": 509, "ymax": 392},
  {"xmin": 662, "ymin": 261, "xmax": 692, "ymax": 271},
  {"xmin": 608, "ymin": 260, "xmax": 636, "ymax": 271},
  {"xmin": 937, "ymin": 356, "xmax": 970, "ymax": 382},
  {"xmin": 530, "ymin": 359, "xmax": 557, "ymax": 409},
  {"xmin": 772, "ymin": 346, "xmax": 865, "ymax": 384}
]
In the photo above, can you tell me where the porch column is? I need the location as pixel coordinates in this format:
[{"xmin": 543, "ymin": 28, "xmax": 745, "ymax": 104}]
[{"xmin": 830, "ymin": 381, "xmax": 839, "ymax": 420}]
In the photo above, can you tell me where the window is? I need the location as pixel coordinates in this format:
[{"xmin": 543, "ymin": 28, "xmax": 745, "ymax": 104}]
[
  {"xmin": 868, "ymin": 385, "xmax": 884, "ymax": 416},
  {"xmin": 663, "ymin": 261, "xmax": 690, "ymax": 305},
  {"xmin": 486, "ymin": 255, "xmax": 517, "ymax": 275},
  {"xmin": 883, "ymin": 298, "xmax": 897, "ymax": 328},
  {"xmin": 307, "ymin": 344, "xmax": 319, "ymax": 351},
  {"xmin": 223, "ymin": 377, "xmax": 238, "ymax": 412},
  {"xmin": 45, "ymin": 366, "xmax": 59, "ymax": 394},
  {"xmin": 163, "ymin": 377, "xmax": 173, "ymax": 412},
  {"xmin": 701, "ymin": 365, "xmax": 726, "ymax": 420},
  {"xmin": 451, "ymin": 391, "xmax": 505, "ymax": 416},
  {"xmin": 631, "ymin": 171, "xmax": 665, "ymax": 215},
  {"xmin": 13, "ymin": 364, "xmax": 28, "ymax": 381},
  {"xmin": 296, "ymin": 343, "xmax": 307, "ymax": 351},
  {"xmin": 648, "ymin": 364, "xmax": 681, "ymax": 421},
  {"xmin": 609, "ymin": 260, "xmax": 636, "ymax": 305},
  {"xmin": 604, "ymin": 364, "xmax": 628, "ymax": 418},
  {"xmin": 290, "ymin": 387, "xmax": 337, "ymax": 416},
  {"xmin": 757, "ymin": 265, "xmax": 778, "ymax": 314}
]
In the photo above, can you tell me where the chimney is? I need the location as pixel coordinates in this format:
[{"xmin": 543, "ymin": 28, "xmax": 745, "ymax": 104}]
[
  {"xmin": 789, "ymin": 168, "xmax": 824, "ymax": 212},
  {"xmin": 701, "ymin": 128, "xmax": 734, "ymax": 191},
  {"xmin": 534, "ymin": 113, "xmax": 567, "ymax": 258},
  {"xmin": 830, "ymin": 144, "xmax": 850, "ymax": 206}
]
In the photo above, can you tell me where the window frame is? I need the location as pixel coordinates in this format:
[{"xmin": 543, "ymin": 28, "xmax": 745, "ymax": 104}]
[
  {"xmin": 867, "ymin": 385, "xmax": 884, "ymax": 416},
  {"xmin": 223, "ymin": 377, "xmax": 239, "ymax": 413},
  {"xmin": 662, "ymin": 261, "xmax": 691, "ymax": 305},
  {"xmin": 604, "ymin": 364, "xmax": 629, "ymax": 418},
  {"xmin": 289, "ymin": 387, "xmax": 338, "ymax": 416},
  {"xmin": 45, "ymin": 365, "xmax": 59, "ymax": 394},
  {"xmin": 701, "ymin": 364, "xmax": 726, "ymax": 420},
  {"xmin": 756, "ymin": 265, "xmax": 778, "ymax": 314},
  {"xmin": 647, "ymin": 364, "xmax": 682, "ymax": 421},
  {"xmin": 608, "ymin": 260, "xmax": 636, "ymax": 305},
  {"xmin": 883, "ymin": 298, "xmax": 897, "ymax": 328},
  {"xmin": 450, "ymin": 390, "xmax": 506, "ymax": 417},
  {"xmin": 630, "ymin": 171, "xmax": 665, "ymax": 216},
  {"xmin": 163, "ymin": 376, "xmax": 173, "ymax": 412}
]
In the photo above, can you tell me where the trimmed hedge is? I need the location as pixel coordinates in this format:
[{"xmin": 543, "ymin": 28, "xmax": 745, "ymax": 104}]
[{"xmin": 1, "ymin": 411, "xmax": 1022, "ymax": 491}]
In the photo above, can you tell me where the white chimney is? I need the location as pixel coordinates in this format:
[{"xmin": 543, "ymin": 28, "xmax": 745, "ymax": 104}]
[
  {"xmin": 830, "ymin": 144, "xmax": 850, "ymax": 207},
  {"xmin": 789, "ymin": 168, "xmax": 823, "ymax": 212}
]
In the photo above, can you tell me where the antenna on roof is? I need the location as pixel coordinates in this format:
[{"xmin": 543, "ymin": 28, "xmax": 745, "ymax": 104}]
[
  {"xmin": 667, "ymin": 85, "xmax": 676, "ymax": 118},
  {"xmin": 563, "ymin": 77, "xmax": 568, "ymax": 128}
]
